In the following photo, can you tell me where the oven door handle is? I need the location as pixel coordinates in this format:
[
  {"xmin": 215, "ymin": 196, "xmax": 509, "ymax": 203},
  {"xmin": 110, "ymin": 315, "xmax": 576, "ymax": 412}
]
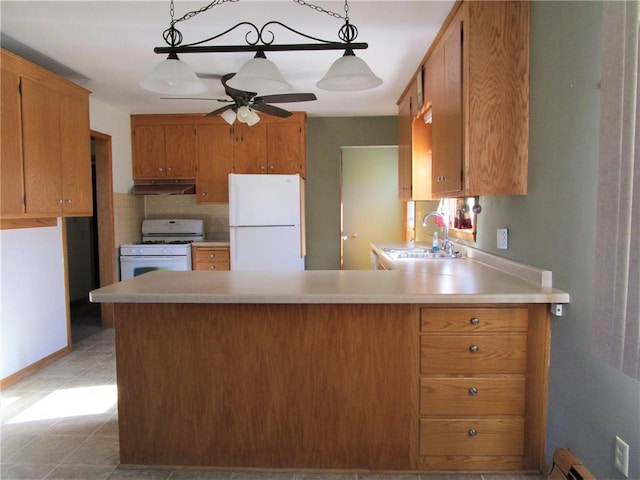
[{"xmin": 120, "ymin": 256, "xmax": 187, "ymax": 262}]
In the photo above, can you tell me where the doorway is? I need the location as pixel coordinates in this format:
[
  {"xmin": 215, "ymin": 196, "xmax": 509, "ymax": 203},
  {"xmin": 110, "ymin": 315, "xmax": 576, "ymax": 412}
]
[
  {"xmin": 66, "ymin": 131, "xmax": 116, "ymax": 343},
  {"xmin": 340, "ymin": 146, "xmax": 404, "ymax": 269}
]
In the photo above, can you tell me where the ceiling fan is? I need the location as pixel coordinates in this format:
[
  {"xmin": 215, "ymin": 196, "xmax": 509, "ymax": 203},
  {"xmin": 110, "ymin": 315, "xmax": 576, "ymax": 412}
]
[{"xmin": 164, "ymin": 73, "xmax": 317, "ymax": 123}]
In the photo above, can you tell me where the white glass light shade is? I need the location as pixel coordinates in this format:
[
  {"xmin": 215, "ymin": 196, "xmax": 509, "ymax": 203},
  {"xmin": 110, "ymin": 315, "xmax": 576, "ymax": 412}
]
[
  {"xmin": 246, "ymin": 110, "xmax": 260, "ymax": 126},
  {"xmin": 221, "ymin": 109, "xmax": 237, "ymax": 125},
  {"xmin": 316, "ymin": 52, "xmax": 383, "ymax": 91},
  {"xmin": 236, "ymin": 106, "xmax": 252, "ymax": 123},
  {"xmin": 235, "ymin": 106, "xmax": 260, "ymax": 125},
  {"xmin": 226, "ymin": 57, "xmax": 292, "ymax": 94},
  {"xmin": 139, "ymin": 56, "xmax": 207, "ymax": 95}
]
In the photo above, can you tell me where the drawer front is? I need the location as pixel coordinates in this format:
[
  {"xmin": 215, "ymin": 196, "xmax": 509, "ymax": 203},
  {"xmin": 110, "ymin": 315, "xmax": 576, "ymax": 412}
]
[
  {"xmin": 193, "ymin": 261, "xmax": 230, "ymax": 271},
  {"xmin": 420, "ymin": 307, "xmax": 528, "ymax": 333},
  {"xmin": 194, "ymin": 248, "xmax": 230, "ymax": 263},
  {"xmin": 420, "ymin": 418, "xmax": 524, "ymax": 456},
  {"xmin": 420, "ymin": 377, "xmax": 525, "ymax": 416},
  {"xmin": 420, "ymin": 335, "xmax": 527, "ymax": 374}
]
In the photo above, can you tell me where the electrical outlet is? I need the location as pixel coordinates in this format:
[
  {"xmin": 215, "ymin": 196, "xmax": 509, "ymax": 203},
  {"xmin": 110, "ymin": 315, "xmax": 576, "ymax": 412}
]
[
  {"xmin": 615, "ymin": 436, "xmax": 630, "ymax": 477},
  {"xmin": 551, "ymin": 304, "xmax": 563, "ymax": 316},
  {"xmin": 497, "ymin": 228, "xmax": 509, "ymax": 249}
]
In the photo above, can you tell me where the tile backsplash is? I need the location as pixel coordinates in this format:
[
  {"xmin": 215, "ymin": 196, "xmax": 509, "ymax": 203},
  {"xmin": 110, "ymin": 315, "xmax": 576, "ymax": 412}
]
[{"xmin": 144, "ymin": 195, "xmax": 230, "ymax": 241}]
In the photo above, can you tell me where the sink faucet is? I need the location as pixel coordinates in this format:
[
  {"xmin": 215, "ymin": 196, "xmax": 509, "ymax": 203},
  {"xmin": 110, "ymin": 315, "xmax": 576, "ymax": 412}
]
[{"xmin": 422, "ymin": 211, "xmax": 449, "ymax": 250}]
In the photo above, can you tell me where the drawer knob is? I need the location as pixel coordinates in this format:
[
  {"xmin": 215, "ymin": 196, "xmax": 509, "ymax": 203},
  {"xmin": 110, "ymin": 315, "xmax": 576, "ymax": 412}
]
[
  {"xmin": 468, "ymin": 428, "xmax": 478, "ymax": 437},
  {"xmin": 470, "ymin": 317, "xmax": 480, "ymax": 325},
  {"xmin": 469, "ymin": 344, "xmax": 479, "ymax": 353},
  {"xmin": 468, "ymin": 387, "xmax": 478, "ymax": 395},
  {"xmin": 210, "ymin": 253, "xmax": 216, "ymax": 258}
]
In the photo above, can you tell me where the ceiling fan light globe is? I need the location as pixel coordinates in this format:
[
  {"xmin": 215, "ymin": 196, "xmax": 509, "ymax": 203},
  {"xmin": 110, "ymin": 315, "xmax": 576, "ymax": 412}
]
[
  {"xmin": 316, "ymin": 53, "xmax": 383, "ymax": 92},
  {"xmin": 227, "ymin": 57, "xmax": 292, "ymax": 94},
  {"xmin": 140, "ymin": 57, "xmax": 208, "ymax": 95},
  {"xmin": 236, "ymin": 106, "xmax": 252, "ymax": 123},
  {"xmin": 246, "ymin": 110, "xmax": 261, "ymax": 126},
  {"xmin": 221, "ymin": 109, "xmax": 237, "ymax": 125}
]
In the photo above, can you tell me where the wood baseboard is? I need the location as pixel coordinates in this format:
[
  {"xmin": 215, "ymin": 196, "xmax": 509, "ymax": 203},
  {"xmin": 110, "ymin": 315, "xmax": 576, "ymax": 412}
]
[{"xmin": 0, "ymin": 346, "xmax": 69, "ymax": 388}]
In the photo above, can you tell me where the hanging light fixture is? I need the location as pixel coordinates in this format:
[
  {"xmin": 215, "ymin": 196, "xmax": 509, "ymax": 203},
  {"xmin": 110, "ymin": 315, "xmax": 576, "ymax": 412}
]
[
  {"xmin": 139, "ymin": 52, "xmax": 208, "ymax": 95},
  {"xmin": 317, "ymin": 48, "xmax": 382, "ymax": 91},
  {"xmin": 226, "ymin": 51, "xmax": 292, "ymax": 94},
  {"xmin": 141, "ymin": 0, "xmax": 382, "ymax": 98}
]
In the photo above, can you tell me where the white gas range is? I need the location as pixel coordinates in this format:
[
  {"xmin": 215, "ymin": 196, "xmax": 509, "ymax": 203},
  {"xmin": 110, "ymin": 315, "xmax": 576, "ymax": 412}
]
[{"xmin": 119, "ymin": 219, "xmax": 204, "ymax": 280}]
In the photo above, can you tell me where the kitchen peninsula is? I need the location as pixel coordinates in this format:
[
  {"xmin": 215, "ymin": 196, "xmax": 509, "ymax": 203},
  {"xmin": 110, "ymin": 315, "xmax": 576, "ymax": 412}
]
[{"xmin": 90, "ymin": 246, "xmax": 569, "ymax": 474}]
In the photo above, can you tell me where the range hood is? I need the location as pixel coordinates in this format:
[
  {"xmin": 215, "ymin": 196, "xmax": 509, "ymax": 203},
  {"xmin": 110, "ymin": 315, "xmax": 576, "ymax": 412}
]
[{"xmin": 132, "ymin": 180, "xmax": 196, "ymax": 195}]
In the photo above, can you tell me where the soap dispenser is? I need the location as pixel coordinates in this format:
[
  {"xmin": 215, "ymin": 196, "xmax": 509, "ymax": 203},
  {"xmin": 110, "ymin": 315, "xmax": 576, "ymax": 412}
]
[{"xmin": 432, "ymin": 232, "xmax": 439, "ymax": 252}]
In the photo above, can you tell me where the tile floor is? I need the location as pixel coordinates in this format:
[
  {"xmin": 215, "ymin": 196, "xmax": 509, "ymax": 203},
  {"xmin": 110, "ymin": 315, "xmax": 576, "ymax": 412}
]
[{"xmin": 1, "ymin": 328, "xmax": 546, "ymax": 480}]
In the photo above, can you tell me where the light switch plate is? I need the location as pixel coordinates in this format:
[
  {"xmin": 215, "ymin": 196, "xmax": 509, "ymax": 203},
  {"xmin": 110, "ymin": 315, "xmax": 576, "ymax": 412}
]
[{"xmin": 497, "ymin": 228, "xmax": 509, "ymax": 249}]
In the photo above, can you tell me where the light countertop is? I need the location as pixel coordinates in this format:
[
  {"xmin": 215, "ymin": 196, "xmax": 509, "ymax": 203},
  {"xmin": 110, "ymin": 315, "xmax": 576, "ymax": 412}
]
[
  {"xmin": 191, "ymin": 241, "xmax": 230, "ymax": 247},
  {"xmin": 91, "ymin": 243, "xmax": 569, "ymax": 304}
]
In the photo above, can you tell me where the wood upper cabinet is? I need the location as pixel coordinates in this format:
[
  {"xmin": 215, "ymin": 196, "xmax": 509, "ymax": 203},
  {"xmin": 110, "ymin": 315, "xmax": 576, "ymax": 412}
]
[
  {"xmin": 397, "ymin": 77, "xmax": 433, "ymax": 201},
  {"xmin": 1, "ymin": 49, "xmax": 92, "ymax": 218},
  {"xmin": 463, "ymin": 0, "xmax": 529, "ymax": 195},
  {"xmin": 266, "ymin": 116, "xmax": 306, "ymax": 177},
  {"xmin": 1, "ymin": 64, "xmax": 25, "ymax": 216},
  {"xmin": 132, "ymin": 123, "xmax": 197, "ymax": 180},
  {"xmin": 233, "ymin": 113, "xmax": 306, "ymax": 176},
  {"xmin": 196, "ymin": 123, "xmax": 234, "ymax": 204},
  {"xmin": 131, "ymin": 112, "xmax": 307, "ymax": 204},
  {"xmin": 231, "ymin": 122, "xmax": 267, "ymax": 174},
  {"xmin": 429, "ymin": 10, "xmax": 463, "ymax": 197},
  {"xmin": 397, "ymin": 87, "xmax": 413, "ymax": 200},
  {"xmin": 398, "ymin": 0, "xmax": 529, "ymax": 198}
]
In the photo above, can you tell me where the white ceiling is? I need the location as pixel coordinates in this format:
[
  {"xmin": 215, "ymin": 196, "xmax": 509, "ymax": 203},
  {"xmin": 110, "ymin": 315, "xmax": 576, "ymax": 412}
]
[{"xmin": 0, "ymin": 1, "xmax": 454, "ymax": 117}]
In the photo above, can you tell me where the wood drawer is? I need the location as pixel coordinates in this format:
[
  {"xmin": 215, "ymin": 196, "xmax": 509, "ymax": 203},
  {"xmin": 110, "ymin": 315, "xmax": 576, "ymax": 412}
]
[
  {"xmin": 194, "ymin": 248, "xmax": 230, "ymax": 263},
  {"xmin": 420, "ymin": 376, "xmax": 525, "ymax": 416},
  {"xmin": 420, "ymin": 334, "xmax": 527, "ymax": 374},
  {"xmin": 419, "ymin": 418, "xmax": 524, "ymax": 456},
  {"xmin": 193, "ymin": 262, "xmax": 229, "ymax": 271},
  {"xmin": 420, "ymin": 307, "xmax": 528, "ymax": 333}
]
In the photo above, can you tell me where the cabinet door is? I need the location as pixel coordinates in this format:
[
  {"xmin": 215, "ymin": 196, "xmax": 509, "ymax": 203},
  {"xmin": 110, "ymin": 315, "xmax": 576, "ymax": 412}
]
[
  {"xmin": 233, "ymin": 123, "xmax": 267, "ymax": 174},
  {"xmin": 21, "ymin": 77, "xmax": 64, "ymax": 215},
  {"xmin": 1, "ymin": 67, "xmax": 25, "ymax": 215},
  {"xmin": 197, "ymin": 124, "xmax": 234, "ymax": 203},
  {"xmin": 431, "ymin": 13, "xmax": 463, "ymax": 197},
  {"xmin": 267, "ymin": 121, "xmax": 305, "ymax": 175},
  {"xmin": 165, "ymin": 125, "xmax": 197, "ymax": 178},
  {"xmin": 59, "ymin": 90, "xmax": 92, "ymax": 215},
  {"xmin": 132, "ymin": 125, "xmax": 165, "ymax": 179},
  {"xmin": 397, "ymin": 89, "xmax": 413, "ymax": 200}
]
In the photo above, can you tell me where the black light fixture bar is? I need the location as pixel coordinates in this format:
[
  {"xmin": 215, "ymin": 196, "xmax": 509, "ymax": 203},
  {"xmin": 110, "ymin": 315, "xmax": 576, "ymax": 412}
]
[{"xmin": 154, "ymin": 42, "xmax": 368, "ymax": 55}]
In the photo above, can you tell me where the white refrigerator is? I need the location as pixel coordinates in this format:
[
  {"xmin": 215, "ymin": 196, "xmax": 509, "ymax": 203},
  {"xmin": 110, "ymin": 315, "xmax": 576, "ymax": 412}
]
[{"xmin": 228, "ymin": 174, "xmax": 305, "ymax": 271}]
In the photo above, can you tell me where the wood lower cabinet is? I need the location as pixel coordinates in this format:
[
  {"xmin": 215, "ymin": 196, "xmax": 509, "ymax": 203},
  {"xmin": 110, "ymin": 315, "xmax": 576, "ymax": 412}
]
[
  {"xmin": 192, "ymin": 245, "xmax": 230, "ymax": 270},
  {"xmin": 418, "ymin": 305, "xmax": 546, "ymax": 471},
  {"xmin": 112, "ymin": 301, "xmax": 551, "ymax": 473},
  {"xmin": 1, "ymin": 49, "xmax": 92, "ymax": 218}
]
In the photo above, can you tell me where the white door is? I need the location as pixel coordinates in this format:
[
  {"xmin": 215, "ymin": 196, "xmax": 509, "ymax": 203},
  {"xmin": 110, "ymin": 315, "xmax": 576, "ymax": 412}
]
[{"xmin": 341, "ymin": 146, "xmax": 404, "ymax": 269}]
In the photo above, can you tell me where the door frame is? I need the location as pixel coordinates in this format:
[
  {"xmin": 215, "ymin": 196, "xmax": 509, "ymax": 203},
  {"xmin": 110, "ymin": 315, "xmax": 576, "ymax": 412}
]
[{"xmin": 91, "ymin": 130, "xmax": 116, "ymax": 328}]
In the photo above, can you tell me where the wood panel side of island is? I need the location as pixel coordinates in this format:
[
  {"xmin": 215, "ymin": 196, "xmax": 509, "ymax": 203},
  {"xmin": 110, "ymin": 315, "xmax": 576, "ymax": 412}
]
[{"xmin": 114, "ymin": 303, "xmax": 419, "ymax": 470}]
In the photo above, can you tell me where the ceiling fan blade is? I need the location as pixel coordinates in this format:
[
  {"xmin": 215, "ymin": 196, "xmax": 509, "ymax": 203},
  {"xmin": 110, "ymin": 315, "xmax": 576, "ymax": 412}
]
[
  {"xmin": 205, "ymin": 104, "xmax": 234, "ymax": 117},
  {"xmin": 254, "ymin": 93, "xmax": 317, "ymax": 104},
  {"xmin": 161, "ymin": 98, "xmax": 231, "ymax": 102},
  {"xmin": 221, "ymin": 73, "xmax": 257, "ymax": 100},
  {"xmin": 250, "ymin": 102, "xmax": 293, "ymax": 118}
]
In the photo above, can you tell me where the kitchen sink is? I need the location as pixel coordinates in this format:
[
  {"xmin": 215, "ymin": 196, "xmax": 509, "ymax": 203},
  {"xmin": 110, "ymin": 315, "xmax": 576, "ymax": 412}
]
[{"xmin": 382, "ymin": 247, "xmax": 463, "ymax": 260}]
